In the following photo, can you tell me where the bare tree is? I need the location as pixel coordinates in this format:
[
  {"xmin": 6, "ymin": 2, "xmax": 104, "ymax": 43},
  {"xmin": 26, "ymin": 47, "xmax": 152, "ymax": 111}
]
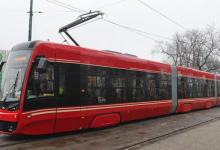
[{"xmin": 152, "ymin": 24, "xmax": 220, "ymax": 73}]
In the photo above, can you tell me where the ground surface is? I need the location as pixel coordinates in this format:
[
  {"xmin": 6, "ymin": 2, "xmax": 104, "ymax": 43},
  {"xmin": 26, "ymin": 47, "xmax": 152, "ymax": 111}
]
[{"xmin": 1, "ymin": 107, "xmax": 220, "ymax": 150}]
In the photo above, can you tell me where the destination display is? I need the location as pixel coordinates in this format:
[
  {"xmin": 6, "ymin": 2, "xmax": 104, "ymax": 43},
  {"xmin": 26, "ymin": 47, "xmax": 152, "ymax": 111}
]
[{"xmin": 13, "ymin": 56, "xmax": 27, "ymax": 62}]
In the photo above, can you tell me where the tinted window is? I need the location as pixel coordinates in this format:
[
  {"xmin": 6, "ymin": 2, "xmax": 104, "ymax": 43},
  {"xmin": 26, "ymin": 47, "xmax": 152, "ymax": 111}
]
[
  {"xmin": 87, "ymin": 76, "xmax": 106, "ymax": 105},
  {"xmin": 26, "ymin": 63, "xmax": 54, "ymax": 99},
  {"xmin": 59, "ymin": 65, "xmax": 66, "ymax": 96},
  {"xmin": 132, "ymin": 79, "xmax": 144, "ymax": 101},
  {"xmin": 111, "ymin": 77, "xmax": 126, "ymax": 103}
]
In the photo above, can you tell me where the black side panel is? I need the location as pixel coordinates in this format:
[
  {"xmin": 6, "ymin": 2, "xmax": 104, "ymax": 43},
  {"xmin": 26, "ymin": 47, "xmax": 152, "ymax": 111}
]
[
  {"xmin": 23, "ymin": 98, "xmax": 56, "ymax": 112},
  {"xmin": 57, "ymin": 63, "xmax": 80, "ymax": 107},
  {"xmin": 0, "ymin": 120, "xmax": 18, "ymax": 132}
]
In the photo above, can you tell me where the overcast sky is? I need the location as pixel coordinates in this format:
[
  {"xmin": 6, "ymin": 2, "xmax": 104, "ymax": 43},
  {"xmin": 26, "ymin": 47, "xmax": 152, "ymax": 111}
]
[{"xmin": 1, "ymin": 0, "xmax": 220, "ymax": 62}]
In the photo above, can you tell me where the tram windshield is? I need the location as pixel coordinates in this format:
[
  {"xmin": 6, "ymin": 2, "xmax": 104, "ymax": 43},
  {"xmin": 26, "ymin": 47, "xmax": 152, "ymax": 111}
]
[{"xmin": 0, "ymin": 50, "xmax": 32, "ymax": 102}]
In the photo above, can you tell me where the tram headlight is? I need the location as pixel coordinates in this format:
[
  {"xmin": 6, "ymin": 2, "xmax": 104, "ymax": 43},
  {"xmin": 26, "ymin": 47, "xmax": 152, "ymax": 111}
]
[{"xmin": 8, "ymin": 103, "xmax": 20, "ymax": 111}]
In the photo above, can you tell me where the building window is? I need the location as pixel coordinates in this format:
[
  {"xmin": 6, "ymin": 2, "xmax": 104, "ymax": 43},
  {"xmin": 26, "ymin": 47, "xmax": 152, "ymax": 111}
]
[
  {"xmin": 87, "ymin": 76, "xmax": 106, "ymax": 105},
  {"xmin": 111, "ymin": 77, "xmax": 126, "ymax": 103},
  {"xmin": 132, "ymin": 79, "xmax": 144, "ymax": 101}
]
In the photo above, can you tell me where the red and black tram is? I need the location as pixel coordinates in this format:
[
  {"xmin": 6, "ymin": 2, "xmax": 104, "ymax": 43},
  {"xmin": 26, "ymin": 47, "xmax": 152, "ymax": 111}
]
[{"xmin": 0, "ymin": 41, "xmax": 219, "ymax": 135}]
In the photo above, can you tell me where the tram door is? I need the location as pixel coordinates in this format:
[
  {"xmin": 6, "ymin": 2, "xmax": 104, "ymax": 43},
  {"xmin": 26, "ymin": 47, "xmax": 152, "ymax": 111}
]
[
  {"xmin": 54, "ymin": 52, "xmax": 82, "ymax": 133},
  {"xmin": 21, "ymin": 62, "xmax": 56, "ymax": 135}
]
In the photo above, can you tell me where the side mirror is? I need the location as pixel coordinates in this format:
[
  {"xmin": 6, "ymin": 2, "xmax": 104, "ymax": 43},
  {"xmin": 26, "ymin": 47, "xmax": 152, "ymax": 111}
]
[
  {"xmin": 0, "ymin": 61, "xmax": 6, "ymax": 71},
  {"xmin": 37, "ymin": 58, "xmax": 49, "ymax": 73}
]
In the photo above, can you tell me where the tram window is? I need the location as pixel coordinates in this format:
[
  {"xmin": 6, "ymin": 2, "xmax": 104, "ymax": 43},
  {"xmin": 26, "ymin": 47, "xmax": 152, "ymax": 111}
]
[
  {"xmin": 207, "ymin": 81, "xmax": 214, "ymax": 97},
  {"xmin": 160, "ymin": 80, "xmax": 168, "ymax": 100},
  {"xmin": 193, "ymin": 82, "xmax": 199, "ymax": 98},
  {"xmin": 212, "ymin": 81, "xmax": 215, "ymax": 97},
  {"xmin": 112, "ymin": 77, "xmax": 125, "ymax": 88},
  {"xmin": 111, "ymin": 77, "xmax": 126, "ymax": 103},
  {"xmin": 198, "ymin": 82, "xmax": 203, "ymax": 97},
  {"xmin": 188, "ymin": 82, "xmax": 193, "ymax": 98},
  {"xmin": 132, "ymin": 78, "xmax": 144, "ymax": 88},
  {"xmin": 88, "ymin": 76, "xmax": 96, "ymax": 87},
  {"xmin": 87, "ymin": 76, "xmax": 106, "ymax": 105},
  {"xmin": 97, "ymin": 76, "xmax": 105, "ymax": 87},
  {"xmin": 218, "ymin": 82, "xmax": 220, "ymax": 97},
  {"xmin": 149, "ymin": 80, "xmax": 156, "ymax": 100},
  {"xmin": 132, "ymin": 79, "xmax": 144, "ymax": 102},
  {"xmin": 26, "ymin": 63, "xmax": 54, "ymax": 99},
  {"xmin": 202, "ymin": 80, "xmax": 207, "ymax": 97},
  {"xmin": 59, "ymin": 65, "xmax": 66, "ymax": 96},
  {"xmin": 178, "ymin": 77, "xmax": 186, "ymax": 99}
]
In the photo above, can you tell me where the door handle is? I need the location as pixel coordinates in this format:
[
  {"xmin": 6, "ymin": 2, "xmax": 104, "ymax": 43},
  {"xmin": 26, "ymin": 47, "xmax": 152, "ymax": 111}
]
[{"xmin": 27, "ymin": 115, "xmax": 32, "ymax": 119}]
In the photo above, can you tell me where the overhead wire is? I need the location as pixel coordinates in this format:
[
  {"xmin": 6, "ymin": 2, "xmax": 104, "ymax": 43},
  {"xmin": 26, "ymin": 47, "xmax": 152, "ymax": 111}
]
[
  {"xmin": 138, "ymin": 0, "xmax": 190, "ymax": 32},
  {"xmin": 102, "ymin": 19, "xmax": 174, "ymax": 47},
  {"xmin": 45, "ymin": 0, "xmax": 178, "ymax": 42},
  {"xmin": 45, "ymin": 0, "xmax": 190, "ymax": 45},
  {"xmin": 43, "ymin": 11, "xmax": 76, "ymax": 13},
  {"xmin": 46, "ymin": 0, "xmax": 82, "ymax": 13},
  {"xmin": 35, "ymin": 12, "xmax": 66, "ymax": 19},
  {"xmin": 103, "ymin": 19, "xmax": 175, "ymax": 41},
  {"xmin": 52, "ymin": 0, "xmax": 86, "ymax": 12},
  {"xmin": 0, "ymin": 8, "xmax": 26, "ymax": 13},
  {"xmin": 94, "ymin": 0, "xmax": 130, "ymax": 10}
]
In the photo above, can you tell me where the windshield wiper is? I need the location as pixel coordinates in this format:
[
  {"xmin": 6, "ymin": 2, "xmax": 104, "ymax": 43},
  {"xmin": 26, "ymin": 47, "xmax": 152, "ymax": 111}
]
[
  {"xmin": 13, "ymin": 71, "xmax": 20, "ymax": 98},
  {"xmin": 3, "ymin": 71, "xmax": 20, "ymax": 102}
]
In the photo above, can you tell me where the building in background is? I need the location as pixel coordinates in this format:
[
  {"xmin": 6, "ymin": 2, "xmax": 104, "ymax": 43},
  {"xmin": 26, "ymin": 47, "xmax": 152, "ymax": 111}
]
[{"xmin": 0, "ymin": 50, "xmax": 9, "ymax": 87}]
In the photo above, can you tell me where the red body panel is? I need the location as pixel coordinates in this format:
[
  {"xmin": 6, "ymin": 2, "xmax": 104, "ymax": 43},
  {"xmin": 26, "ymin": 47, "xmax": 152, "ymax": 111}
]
[
  {"xmin": 90, "ymin": 113, "xmax": 120, "ymax": 128},
  {"xmin": 54, "ymin": 107, "xmax": 81, "ymax": 133},
  {"xmin": 20, "ymin": 108, "xmax": 56, "ymax": 135},
  {"xmin": 0, "ymin": 109, "xmax": 19, "ymax": 122},
  {"xmin": 180, "ymin": 104, "xmax": 192, "ymax": 113},
  {"xmin": 204, "ymin": 101, "xmax": 213, "ymax": 108},
  {"xmin": 84, "ymin": 104, "xmax": 126, "ymax": 129}
]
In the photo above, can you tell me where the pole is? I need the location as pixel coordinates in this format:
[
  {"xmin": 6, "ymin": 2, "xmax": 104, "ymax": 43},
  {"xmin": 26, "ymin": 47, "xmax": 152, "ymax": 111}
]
[{"xmin": 28, "ymin": 0, "xmax": 33, "ymax": 41}]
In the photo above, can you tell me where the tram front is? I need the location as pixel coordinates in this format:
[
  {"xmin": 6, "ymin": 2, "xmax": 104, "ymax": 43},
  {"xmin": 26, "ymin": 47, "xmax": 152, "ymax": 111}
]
[
  {"xmin": 0, "ymin": 41, "xmax": 56, "ymax": 134},
  {"xmin": 0, "ymin": 46, "xmax": 32, "ymax": 134}
]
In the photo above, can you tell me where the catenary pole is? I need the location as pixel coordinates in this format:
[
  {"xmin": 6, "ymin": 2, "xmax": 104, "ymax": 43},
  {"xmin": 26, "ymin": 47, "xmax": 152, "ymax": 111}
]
[{"xmin": 28, "ymin": 0, "xmax": 33, "ymax": 41}]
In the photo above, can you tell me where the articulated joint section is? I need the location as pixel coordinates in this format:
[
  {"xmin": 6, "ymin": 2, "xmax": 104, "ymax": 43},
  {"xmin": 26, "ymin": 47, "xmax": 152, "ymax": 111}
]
[
  {"xmin": 214, "ymin": 74, "xmax": 218, "ymax": 106},
  {"xmin": 170, "ymin": 66, "xmax": 178, "ymax": 114},
  {"xmin": 0, "ymin": 120, "xmax": 18, "ymax": 133}
]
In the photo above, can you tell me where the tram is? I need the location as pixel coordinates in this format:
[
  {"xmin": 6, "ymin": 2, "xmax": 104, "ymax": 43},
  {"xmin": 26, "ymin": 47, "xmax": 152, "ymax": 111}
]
[{"xmin": 0, "ymin": 41, "xmax": 219, "ymax": 135}]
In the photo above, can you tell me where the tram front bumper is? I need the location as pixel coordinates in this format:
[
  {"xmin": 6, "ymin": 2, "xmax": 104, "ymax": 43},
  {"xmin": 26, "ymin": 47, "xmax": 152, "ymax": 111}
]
[{"xmin": 0, "ymin": 109, "xmax": 19, "ymax": 134}]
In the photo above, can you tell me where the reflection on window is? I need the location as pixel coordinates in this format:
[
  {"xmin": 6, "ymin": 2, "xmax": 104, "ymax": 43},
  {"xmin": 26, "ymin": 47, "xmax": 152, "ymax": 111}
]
[
  {"xmin": 207, "ymin": 81, "xmax": 214, "ymax": 97},
  {"xmin": 111, "ymin": 77, "xmax": 126, "ymax": 103},
  {"xmin": 26, "ymin": 64, "xmax": 54, "ymax": 99},
  {"xmin": 193, "ymin": 82, "xmax": 199, "ymax": 97},
  {"xmin": 59, "ymin": 65, "xmax": 66, "ymax": 96},
  {"xmin": 111, "ymin": 78, "xmax": 125, "ymax": 87},
  {"xmin": 160, "ymin": 80, "xmax": 168, "ymax": 100},
  {"xmin": 149, "ymin": 80, "xmax": 156, "ymax": 100},
  {"xmin": 218, "ymin": 82, "xmax": 220, "ymax": 97},
  {"xmin": 88, "ymin": 76, "xmax": 96, "ymax": 87},
  {"xmin": 87, "ymin": 76, "xmax": 106, "ymax": 105},
  {"xmin": 132, "ymin": 79, "xmax": 144, "ymax": 101},
  {"xmin": 188, "ymin": 82, "xmax": 193, "ymax": 98},
  {"xmin": 178, "ymin": 77, "xmax": 186, "ymax": 99}
]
